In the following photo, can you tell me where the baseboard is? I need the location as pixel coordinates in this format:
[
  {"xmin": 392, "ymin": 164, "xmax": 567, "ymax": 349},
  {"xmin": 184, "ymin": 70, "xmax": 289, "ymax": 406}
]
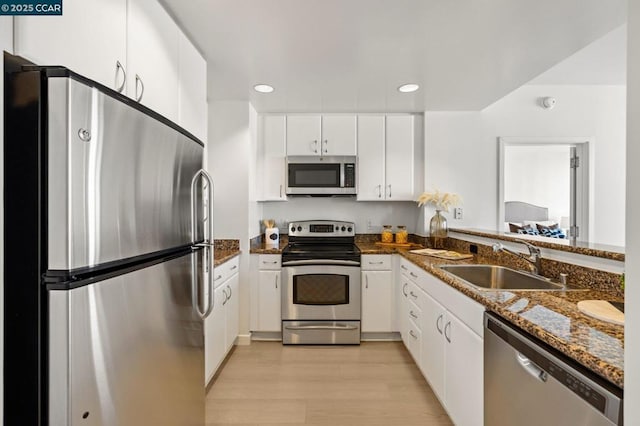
[
  {"xmin": 250, "ymin": 331, "xmax": 283, "ymax": 341},
  {"xmin": 361, "ymin": 332, "xmax": 402, "ymax": 342},
  {"xmin": 236, "ymin": 333, "xmax": 252, "ymax": 346}
]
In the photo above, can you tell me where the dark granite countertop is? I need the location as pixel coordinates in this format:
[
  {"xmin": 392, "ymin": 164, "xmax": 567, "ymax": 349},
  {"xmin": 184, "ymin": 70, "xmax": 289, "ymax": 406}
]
[
  {"xmin": 397, "ymin": 250, "xmax": 624, "ymax": 389},
  {"xmin": 213, "ymin": 239, "xmax": 241, "ymax": 267},
  {"xmin": 249, "ymin": 236, "xmax": 288, "ymax": 254}
]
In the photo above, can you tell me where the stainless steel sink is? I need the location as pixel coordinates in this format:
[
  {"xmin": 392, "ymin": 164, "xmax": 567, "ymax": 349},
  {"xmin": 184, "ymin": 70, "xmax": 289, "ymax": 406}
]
[{"xmin": 438, "ymin": 264, "xmax": 565, "ymax": 291}]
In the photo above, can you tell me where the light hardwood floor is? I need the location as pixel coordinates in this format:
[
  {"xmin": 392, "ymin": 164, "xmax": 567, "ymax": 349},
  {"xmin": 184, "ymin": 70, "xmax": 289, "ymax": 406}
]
[{"xmin": 205, "ymin": 341, "xmax": 452, "ymax": 425}]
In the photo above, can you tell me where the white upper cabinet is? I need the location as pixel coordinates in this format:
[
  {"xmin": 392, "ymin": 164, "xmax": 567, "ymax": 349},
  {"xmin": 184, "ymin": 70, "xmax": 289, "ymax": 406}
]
[
  {"xmin": 14, "ymin": 0, "xmax": 127, "ymax": 93},
  {"xmin": 357, "ymin": 115, "xmax": 386, "ymax": 200},
  {"xmin": 258, "ymin": 115, "xmax": 287, "ymax": 201},
  {"xmin": 358, "ymin": 115, "xmax": 422, "ymax": 201},
  {"xmin": 286, "ymin": 115, "xmax": 321, "ymax": 156},
  {"xmin": 286, "ymin": 115, "xmax": 357, "ymax": 156},
  {"xmin": 127, "ymin": 0, "xmax": 179, "ymax": 121},
  {"xmin": 178, "ymin": 30, "xmax": 207, "ymax": 142},
  {"xmin": 320, "ymin": 116, "xmax": 357, "ymax": 156},
  {"xmin": 385, "ymin": 115, "xmax": 416, "ymax": 200}
]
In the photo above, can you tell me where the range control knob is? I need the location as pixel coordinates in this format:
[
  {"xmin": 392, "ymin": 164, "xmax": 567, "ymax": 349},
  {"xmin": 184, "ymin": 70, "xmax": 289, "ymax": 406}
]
[
  {"xmin": 341, "ymin": 226, "xmax": 346, "ymax": 231},
  {"xmin": 347, "ymin": 227, "xmax": 353, "ymax": 232},
  {"xmin": 291, "ymin": 227, "xmax": 296, "ymax": 233},
  {"xmin": 297, "ymin": 226, "xmax": 302, "ymax": 232}
]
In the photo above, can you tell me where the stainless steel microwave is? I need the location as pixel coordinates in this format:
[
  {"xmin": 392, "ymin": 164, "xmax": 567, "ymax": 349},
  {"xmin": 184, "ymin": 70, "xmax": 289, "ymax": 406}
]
[{"xmin": 286, "ymin": 156, "xmax": 357, "ymax": 195}]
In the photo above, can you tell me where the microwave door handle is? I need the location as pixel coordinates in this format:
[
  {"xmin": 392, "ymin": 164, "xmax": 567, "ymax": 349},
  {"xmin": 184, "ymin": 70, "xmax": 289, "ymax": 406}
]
[{"xmin": 340, "ymin": 163, "xmax": 345, "ymax": 188}]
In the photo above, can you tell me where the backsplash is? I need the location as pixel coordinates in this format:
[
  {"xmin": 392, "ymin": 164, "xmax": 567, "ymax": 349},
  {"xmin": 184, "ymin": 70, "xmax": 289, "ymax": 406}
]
[{"xmin": 445, "ymin": 238, "xmax": 624, "ymax": 298}]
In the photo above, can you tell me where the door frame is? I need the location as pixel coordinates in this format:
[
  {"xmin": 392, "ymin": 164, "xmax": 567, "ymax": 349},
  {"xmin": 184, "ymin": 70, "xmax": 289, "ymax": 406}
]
[{"xmin": 497, "ymin": 137, "xmax": 591, "ymax": 242}]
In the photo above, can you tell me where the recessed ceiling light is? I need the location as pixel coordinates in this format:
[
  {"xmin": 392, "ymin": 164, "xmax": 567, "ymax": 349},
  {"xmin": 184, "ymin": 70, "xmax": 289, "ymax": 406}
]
[
  {"xmin": 398, "ymin": 83, "xmax": 419, "ymax": 93},
  {"xmin": 254, "ymin": 84, "xmax": 274, "ymax": 93}
]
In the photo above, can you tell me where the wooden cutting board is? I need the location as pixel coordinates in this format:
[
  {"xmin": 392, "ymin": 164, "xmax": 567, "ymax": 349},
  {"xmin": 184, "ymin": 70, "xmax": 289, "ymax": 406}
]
[
  {"xmin": 374, "ymin": 242, "xmax": 421, "ymax": 248},
  {"xmin": 409, "ymin": 248, "xmax": 474, "ymax": 260},
  {"xmin": 577, "ymin": 300, "xmax": 624, "ymax": 325}
]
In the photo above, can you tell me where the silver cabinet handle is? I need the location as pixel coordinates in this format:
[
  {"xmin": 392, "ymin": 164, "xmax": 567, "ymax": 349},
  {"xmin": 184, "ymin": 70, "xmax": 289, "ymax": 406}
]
[
  {"xmin": 401, "ymin": 265, "xmax": 408, "ymax": 271},
  {"xmin": 409, "ymin": 330, "xmax": 417, "ymax": 339},
  {"xmin": 222, "ymin": 287, "xmax": 229, "ymax": 305},
  {"xmin": 227, "ymin": 285, "xmax": 232, "ymax": 301},
  {"xmin": 115, "ymin": 61, "xmax": 126, "ymax": 93},
  {"xmin": 410, "ymin": 291, "xmax": 417, "ymax": 299},
  {"xmin": 402, "ymin": 283, "xmax": 408, "ymax": 297},
  {"xmin": 368, "ymin": 261, "xmax": 384, "ymax": 265},
  {"xmin": 275, "ymin": 274, "xmax": 279, "ymax": 289},
  {"xmin": 436, "ymin": 314, "xmax": 443, "ymax": 334},
  {"xmin": 410, "ymin": 272, "xmax": 418, "ymax": 278},
  {"xmin": 214, "ymin": 274, "xmax": 223, "ymax": 281},
  {"xmin": 135, "ymin": 74, "xmax": 145, "ymax": 102},
  {"xmin": 365, "ymin": 274, "xmax": 369, "ymax": 289},
  {"xmin": 410, "ymin": 310, "xmax": 418, "ymax": 319},
  {"xmin": 388, "ymin": 184, "xmax": 392, "ymax": 198},
  {"xmin": 377, "ymin": 185, "xmax": 382, "ymax": 198},
  {"xmin": 444, "ymin": 321, "xmax": 451, "ymax": 343},
  {"xmin": 311, "ymin": 140, "xmax": 318, "ymax": 153},
  {"xmin": 279, "ymin": 184, "xmax": 283, "ymax": 198},
  {"xmin": 323, "ymin": 139, "xmax": 328, "ymax": 154},
  {"xmin": 263, "ymin": 260, "xmax": 278, "ymax": 264},
  {"xmin": 230, "ymin": 265, "xmax": 238, "ymax": 270},
  {"xmin": 190, "ymin": 169, "xmax": 215, "ymax": 319}
]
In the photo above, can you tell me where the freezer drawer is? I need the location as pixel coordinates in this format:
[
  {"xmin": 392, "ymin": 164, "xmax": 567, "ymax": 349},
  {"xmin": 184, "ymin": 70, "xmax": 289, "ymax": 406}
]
[
  {"xmin": 49, "ymin": 251, "xmax": 205, "ymax": 426},
  {"xmin": 484, "ymin": 313, "xmax": 622, "ymax": 426},
  {"xmin": 47, "ymin": 77, "xmax": 204, "ymax": 272}
]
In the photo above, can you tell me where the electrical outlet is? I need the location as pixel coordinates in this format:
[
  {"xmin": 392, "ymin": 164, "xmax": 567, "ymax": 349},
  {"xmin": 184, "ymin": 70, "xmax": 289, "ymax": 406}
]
[{"xmin": 454, "ymin": 208, "xmax": 463, "ymax": 220}]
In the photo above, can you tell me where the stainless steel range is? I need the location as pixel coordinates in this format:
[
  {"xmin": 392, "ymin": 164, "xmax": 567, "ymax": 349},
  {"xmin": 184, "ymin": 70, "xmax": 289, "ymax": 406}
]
[{"xmin": 281, "ymin": 220, "xmax": 361, "ymax": 344}]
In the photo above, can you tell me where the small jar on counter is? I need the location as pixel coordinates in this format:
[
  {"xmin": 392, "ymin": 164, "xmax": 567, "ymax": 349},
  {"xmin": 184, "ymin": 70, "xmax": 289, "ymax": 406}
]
[
  {"xmin": 395, "ymin": 225, "xmax": 408, "ymax": 244},
  {"xmin": 381, "ymin": 225, "xmax": 394, "ymax": 243}
]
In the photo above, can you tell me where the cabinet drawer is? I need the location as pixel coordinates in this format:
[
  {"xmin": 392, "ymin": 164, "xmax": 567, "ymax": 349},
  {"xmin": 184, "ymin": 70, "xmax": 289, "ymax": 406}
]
[
  {"xmin": 362, "ymin": 254, "xmax": 392, "ymax": 270},
  {"xmin": 407, "ymin": 282, "xmax": 425, "ymax": 311},
  {"xmin": 407, "ymin": 299, "xmax": 422, "ymax": 330},
  {"xmin": 213, "ymin": 256, "xmax": 239, "ymax": 288},
  {"xmin": 400, "ymin": 258, "xmax": 423, "ymax": 283},
  {"xmin": 258, "ymin": 254, "xmax": 281, "ymax": 270},
  {"xmin": 406, "ymin": 318, "xmax": 422, "ymax": 363}
]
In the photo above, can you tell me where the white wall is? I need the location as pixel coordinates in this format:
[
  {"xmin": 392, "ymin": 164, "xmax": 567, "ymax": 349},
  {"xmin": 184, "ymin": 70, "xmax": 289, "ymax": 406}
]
[
  {"xmin": 206, "ymin": 100, "xmax": 255, "ymax": 340},
  {"xmin": 261, "ymin": 199, "xmax": 421, "ymax": 235},
  {"xmin": 625, "ymin": 1, "xmax": 639, "ymax": 421},
  {"xmin": 425, "ymin": 84, "xmax": 626, "ymax": 246},
  {"xmin": 504, "ymin": 145, "xmax": 571, "ymax": 223},
  {"xmin": 1, "ymin": 17, "xmax": 14, "ymax": 424}
]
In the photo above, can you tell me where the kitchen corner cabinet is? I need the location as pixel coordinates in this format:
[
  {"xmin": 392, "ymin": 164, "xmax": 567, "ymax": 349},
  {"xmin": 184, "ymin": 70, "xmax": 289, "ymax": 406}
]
[
  {"xmin": 14, "ymin": 0, "xmax": 127, "ymax": 91},
  {"xmin": 357, "ymin": 115, "xmax": 422, "ymax": 201},
  {"xmin": 127, "ymin": 0, "xmax": 179, "ymax": 121},
  {"xmin": 361, "ymin": 255, "xmax": 394, "ymax": 333},
  {"xmin": 250, "ymin": 254, "xmax": 282, "ymax": 332},
  {"xmin": 286, "ymin": 115, "xmax": 357, "ymax": 156},
  {"xmin": 205, "ymin": 257, "xmax": 240, "ymax": 383},
  {"xmin": 257, "ymin": 115, "xmax": 287, "ymax": 201},
  {"xmin": 178, "ymin": 30, "xmax": 207, "ymax": 142}
]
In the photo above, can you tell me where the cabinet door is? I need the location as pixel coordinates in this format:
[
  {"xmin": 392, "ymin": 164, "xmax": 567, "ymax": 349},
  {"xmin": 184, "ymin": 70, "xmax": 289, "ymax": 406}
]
[
  {"xmin": 257, "ymin": 270, "xmax": 281, "ymax": 331},
  {"xmin": 361, "ymin": 271, "xmax": 393, "ymax": 332},
  {"xmin": 445, "ymin": 313, "xmax": 483, "ymax": 426},
  {"xmin": 258, "ymin": 115, "xmax": 287, "ymax": 200},
  {"xmin": 127, "ymin": 0, "xmax": 179, "ymax": 121},
  {"xmin": 225, "ymin": 274, "xmax": 240, "ymax": 351},
  {"xmin": 385, "ymin": 116, "xmax": 415, "ymax": 200},
  {"xmin": 178, "ymin": 29, "xmax": 207, "ymax": 141},
  {"xmin": 14, "ymin": 0, "xmax": 127, "ymax": 91},
  {"xmin": 205, "ymin": 284, "xmax": 228, "ymax": 382},
  {"xmin": 420, "ymin": 291, "xmax": 446, "ymax": 401},
  {"xmin": 357, "ymin": 115, "xmax": 386, "ymax": 200},
  {"xmin": 406, "ymin": 317, "xmax": 422, "ymax": 363},
  {"xmin": 286, "ymin": 115, "xmax": 321, "ymax": 156},
  {"xmin": 321, "ymin": 115, "xmax": 356, "ymax": 156},
  {"xmin": 398, "ymin": 273, "xmax": 410, "ymax": 343}
]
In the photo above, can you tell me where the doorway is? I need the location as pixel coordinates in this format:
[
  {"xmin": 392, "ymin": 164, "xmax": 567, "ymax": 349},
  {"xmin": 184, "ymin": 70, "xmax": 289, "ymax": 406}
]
[{"xmin": 498, "ymin": 137, "xmax": 590, "ymax": 241}]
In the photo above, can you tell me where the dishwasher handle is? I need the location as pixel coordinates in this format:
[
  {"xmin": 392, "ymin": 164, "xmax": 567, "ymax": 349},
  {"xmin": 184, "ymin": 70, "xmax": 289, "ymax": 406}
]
[{"xmin": 516, "ymin": 352, "xmax": 548, "ymax": 382}]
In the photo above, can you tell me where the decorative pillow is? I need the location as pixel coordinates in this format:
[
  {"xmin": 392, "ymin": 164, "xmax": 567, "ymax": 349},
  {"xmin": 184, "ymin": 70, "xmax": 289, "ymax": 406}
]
[
  {"xmin": 509, "ymin": 223, "xmax": 540, "ymax": 235},
  {"xmin": 536, "ymin": 223, "xmax": 566, "ymax": 239},
  {"xmin": 523, "ymin": 220, "xmax": 557, "ymax": 228}
]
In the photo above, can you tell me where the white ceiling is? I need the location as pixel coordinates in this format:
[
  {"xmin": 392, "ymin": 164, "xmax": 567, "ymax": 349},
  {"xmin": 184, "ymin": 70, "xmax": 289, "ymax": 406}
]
[{"xmin": 162, "ymin": 0, "xmax": 627, "ymax": 112}]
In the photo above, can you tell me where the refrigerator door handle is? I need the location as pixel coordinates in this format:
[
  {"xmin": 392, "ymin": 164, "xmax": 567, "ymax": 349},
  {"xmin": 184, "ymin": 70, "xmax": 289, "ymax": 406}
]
[{"xmin": 191, "ymin": 169, "xmax": 215, "ymax": 319}]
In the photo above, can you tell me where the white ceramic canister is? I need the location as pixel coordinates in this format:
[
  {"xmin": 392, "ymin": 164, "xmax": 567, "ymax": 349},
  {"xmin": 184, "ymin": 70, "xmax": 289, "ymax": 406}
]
[{"xmin": 265, "ymin": 227, "xmax": 279, "ymax": 248}]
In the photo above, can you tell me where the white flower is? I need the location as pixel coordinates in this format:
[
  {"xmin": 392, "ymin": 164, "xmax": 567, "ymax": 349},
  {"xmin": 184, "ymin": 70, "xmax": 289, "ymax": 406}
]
[{"xmin": 416, "ymin": 190, "xmax": 462, "ymax": 212}]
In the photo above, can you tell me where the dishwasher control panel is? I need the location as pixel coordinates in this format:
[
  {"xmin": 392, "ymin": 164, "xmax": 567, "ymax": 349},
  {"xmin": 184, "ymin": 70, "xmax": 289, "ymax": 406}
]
[{"xmin": 547, "ymin": 361, "xmax": 606, "ymax": 413}]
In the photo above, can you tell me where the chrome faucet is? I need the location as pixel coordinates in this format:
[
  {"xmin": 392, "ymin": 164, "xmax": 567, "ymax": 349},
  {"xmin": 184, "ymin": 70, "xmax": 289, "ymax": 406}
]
[{"xmin": 492, "ymin": 240, "xmax": 542, "ymax": 275}]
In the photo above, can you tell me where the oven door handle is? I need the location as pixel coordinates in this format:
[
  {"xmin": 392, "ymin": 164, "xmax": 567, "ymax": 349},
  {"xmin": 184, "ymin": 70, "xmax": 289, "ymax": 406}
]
[
  {"xmin": 281, "ymin": 259, "xmax": 361, "ymax": 267},
  {"xmin": 284, "ymin": 325, "xmax": 359, "ymax": 331}
]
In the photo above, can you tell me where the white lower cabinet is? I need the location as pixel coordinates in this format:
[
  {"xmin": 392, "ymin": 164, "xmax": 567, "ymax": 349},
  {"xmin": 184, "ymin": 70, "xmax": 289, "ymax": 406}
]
[
  {"xmin": 361, "ymin": 255, "xmax": 394, "ymax": 333},
  {"xmin": 257, "ymin": 270, "xmax": 282, "ymax": 331},
  {"xmin": 398, "ymin": 258, "xmax": 484, "ymax": 426},
  {"xmin": 204, "ymin": 258, "xmax": 240, "ymax": 384}
]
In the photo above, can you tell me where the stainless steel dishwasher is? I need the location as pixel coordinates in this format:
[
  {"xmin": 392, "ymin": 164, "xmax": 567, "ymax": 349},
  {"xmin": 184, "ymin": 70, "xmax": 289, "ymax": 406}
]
[{"xmin": 485, "ymin": 313, "xmax": 623, "ymax": 426}]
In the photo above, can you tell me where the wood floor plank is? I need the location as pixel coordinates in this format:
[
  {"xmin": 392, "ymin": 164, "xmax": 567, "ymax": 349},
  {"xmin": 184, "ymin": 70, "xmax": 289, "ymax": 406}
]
[{"xmin": 206, "ymin": 341, "xmax": 452, "ymax": 425}]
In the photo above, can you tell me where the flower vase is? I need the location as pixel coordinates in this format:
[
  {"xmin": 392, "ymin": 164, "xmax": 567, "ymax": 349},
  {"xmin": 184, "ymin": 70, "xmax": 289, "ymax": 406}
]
[{"xmin": 429, "ymin": 210, "xmax": 448, "ymax": 249}]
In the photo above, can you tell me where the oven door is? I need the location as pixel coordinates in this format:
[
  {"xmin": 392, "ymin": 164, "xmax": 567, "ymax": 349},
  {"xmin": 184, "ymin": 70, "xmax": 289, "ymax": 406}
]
[{"xmin": 281, "ymin": 263, "xmax": 361, "ymax": 321}]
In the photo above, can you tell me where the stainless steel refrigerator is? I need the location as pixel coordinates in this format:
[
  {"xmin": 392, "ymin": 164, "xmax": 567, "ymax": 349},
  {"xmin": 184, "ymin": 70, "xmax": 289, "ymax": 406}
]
[{"xmin": 3, "ymin": 53, "xmax": 214, "ymax": 425}]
